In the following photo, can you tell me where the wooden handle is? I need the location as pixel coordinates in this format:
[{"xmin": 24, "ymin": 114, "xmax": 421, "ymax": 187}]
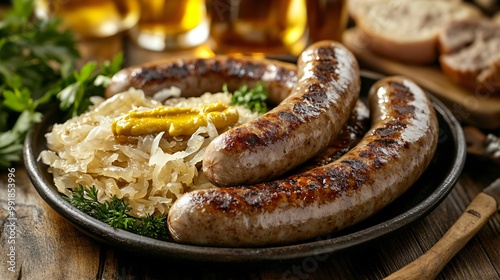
[{"xmin": 384, "ymin": 193, "xmax": 498, "ymax": 280}]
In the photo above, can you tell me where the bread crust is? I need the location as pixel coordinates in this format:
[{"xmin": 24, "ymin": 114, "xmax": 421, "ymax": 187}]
[
  {"xmin": 352, "ymin": 0, "xmax": 483, "ymax": 65},
  {"xmin": 438, "ymin": 19, "xmax": 500, "ymax": 94}
]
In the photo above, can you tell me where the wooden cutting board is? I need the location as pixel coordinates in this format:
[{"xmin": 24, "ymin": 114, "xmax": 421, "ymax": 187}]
[{"xmin": 343, "ymin": 28, "xmax": 500, "ymax": 130}]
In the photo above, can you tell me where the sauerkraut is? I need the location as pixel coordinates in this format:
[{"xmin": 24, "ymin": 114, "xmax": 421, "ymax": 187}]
[{"xmin": 39, "ymin": 88, "xmax": 258, "ymax": 218}]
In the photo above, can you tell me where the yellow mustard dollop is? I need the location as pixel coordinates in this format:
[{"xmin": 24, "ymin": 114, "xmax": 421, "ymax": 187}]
[{"xmin": 112, "ymin": 102, "xmax": 239, "ymax": 137}]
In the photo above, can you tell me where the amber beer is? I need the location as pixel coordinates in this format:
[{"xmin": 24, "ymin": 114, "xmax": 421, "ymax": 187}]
[
  {"xmin": 306, "ymin": 0, "xmax": 347, "ymax": 42},
  {"xmin": 207, "ymin": 0, "xmax": 308, "ymax": 55},
  {"xmin": 35, "ymin": 0, "xmax": 140, "ymax": 38},
  {"xmin": 130, "ymin": 0, "xmax": 209, "ymax": 51}
]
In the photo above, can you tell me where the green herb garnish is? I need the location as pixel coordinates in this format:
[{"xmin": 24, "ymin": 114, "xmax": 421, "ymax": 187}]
[
  {"xmin": 54, "ymin": 52, "xmax": 123, "ymax": 118},
  {"xmin": 0, "ymin": 0, "xmax": 78, "ymax": 166},
  {"xmin": 0, "ymin": 0, "xmax": 122, "ymax": 167},
  {"xmin": 224, "ymin": 82, "xmax": 269, "ymax": 114},
  {"xmin": 65, "ymin": 186, "xmax": 170, "ymax": 240}
]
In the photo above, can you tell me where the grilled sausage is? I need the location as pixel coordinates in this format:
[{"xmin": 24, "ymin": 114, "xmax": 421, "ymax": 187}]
[
  {"xmin": 295, "ymin": 100, "xmax": 370, "ymax": 172},
  {"xmin": 105, "ymin": 56, "xmax": 298, "ymax": 106},
  {"xmin": 203, "ymin": 41, "xmax": 361, "ymax": 186},
  {"xmin": 105, "ymin": 45, "xmax": 364, "ymax": 177},
  {"xmin": 105, "ymin": 45, "xmax": 365, "ymax": 176},
  {"xmin": 167, "ymin": 76, "xmax": 439, "ymax": 247}
]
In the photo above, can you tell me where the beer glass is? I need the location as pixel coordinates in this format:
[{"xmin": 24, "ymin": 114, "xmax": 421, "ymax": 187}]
[
  {"xmin": 35, "ymin": 0, "xmax": 140, "ymax": 39},
  {"xmin": 129, "ymin": 0, "xmax": 210, "ymax": 51},
  {"xmin": 207, "ymin": 0, "xmax": 309, "ymax": 56},
  {"xmin": 306, "ymin": 0, "xmax": 347, "ymax": 43}
]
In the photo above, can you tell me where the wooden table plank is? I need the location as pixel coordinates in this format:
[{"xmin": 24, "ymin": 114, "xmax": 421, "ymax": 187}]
[
  {"xmin": 1, "ymin": 160, "xmax": 499, "ymax": 279},
  {"xmin": 1, "ymin": 33, "xmax": 499, "ymax": 279},
  {"xmin": 0, "ymin": 166, "xmax": 102, "ymax": 280},
  {"xmin": 3, "ymin": 144, "xmax": 489, "ymax": 268}
]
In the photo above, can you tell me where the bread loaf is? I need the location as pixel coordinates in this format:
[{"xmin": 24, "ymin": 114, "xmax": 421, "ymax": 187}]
[
  {"xmin": 438, "ymin": 19, "xmax": 500, "ymax": 94},
  {"xmin": 351, "ymin": 0, "xmax": 483, "ymax": 64},
  {"xmin": 348, "ymin": 0, "xmax": 462, "ymax": 20}
]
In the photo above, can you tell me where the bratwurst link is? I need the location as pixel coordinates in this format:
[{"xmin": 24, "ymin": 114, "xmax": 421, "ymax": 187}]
[
  {"xmin": 104, "ymin": 42, "xmax": 365, "ymax": 180},
  {"xmin": 105, "ymin": 55, "xmax": 298, "ymax": 106},
  {"xmin": 203, "ymin": 41, "xmax": 360, "ymax": 186},
  {"xmin": 168, "ymin": 76, "xmax": 439, "ymax": 247},
  {"xmin": 297, "ymin": 100, "xmax": 370, "ymax": 172}
]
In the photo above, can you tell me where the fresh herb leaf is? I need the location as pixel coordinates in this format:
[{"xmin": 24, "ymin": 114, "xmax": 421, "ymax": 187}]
[
  {"xmin": 12, "ymin": 110, "xmax": 43, "ymax": 134},
  {"xmin": 225, "ymin": 82, "xmax": 269, "ymax": 114},
  {"xmin": 0, "ymin": 0, "xmax": 79, "ymax": 167},
  {"xmin": 56, "ymin": 83, "xmax": 79, "ymax": 111},
  {"xmin": 133, "ymin": 215, "xmax": 169, "ymax": 240},
  {"xmin": 0, "ymin": 0, "xmax": 123, "ymax": 167},
  {"xmin": 3, "ymin": 87, "xmax": 35, "ymax": 112},
  {"xmin": 0, "ymin": 130, "xmax": 23, "ymax": 166},
  {"xmin": 55, "ymin": 53, "xmax": 123, "ymax": 118},
  {"xmin": 65, "ymin": 186, "xmax": 170, "ymax": 240}
]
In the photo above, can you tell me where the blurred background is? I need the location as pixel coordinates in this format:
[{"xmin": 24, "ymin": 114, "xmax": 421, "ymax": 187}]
[
  {"xmin": 0, "ymin": 0, "xmax": 498, "ymax": 134},
  {"xmin": 12, "ymin": 0, "xmax": 348, "ymax": 66},
  {"xmin": 1, "ymin": 0, "xmax": 499, "ymax": 66}
]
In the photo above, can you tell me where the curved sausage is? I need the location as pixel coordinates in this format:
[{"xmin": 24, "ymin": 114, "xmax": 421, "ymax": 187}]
[
  {"xmin": 106, "ymin": 47, "xmax": 364, "ymax": 180},
  {"xmin": 203, "ymin": 41, "xmax": 361, "ymax": 186},
  {"xmin": 295, "ymin": 100, "xmax": 370, "ymax": 172},
  {"xmin": 105, "ymin": 48, "xmax": 364, "ymax": 177},
  {"xmin": 167, "ymin": 76, "xmax": 439, "ymax": 247},
  {"xmin": 105, "ymin": 55, "xmax": 298, "ymax": 106}
]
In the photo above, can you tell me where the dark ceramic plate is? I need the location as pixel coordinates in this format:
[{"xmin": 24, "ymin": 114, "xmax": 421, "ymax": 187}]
[{"xmin": 24, "ymin": 71, "xmax": 466, "ymax": 263}]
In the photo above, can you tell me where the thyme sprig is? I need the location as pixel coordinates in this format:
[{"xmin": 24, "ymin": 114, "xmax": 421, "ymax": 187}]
[{"xmin": 64, "ymin": 186, "xmax": 170, "ymax": 240}]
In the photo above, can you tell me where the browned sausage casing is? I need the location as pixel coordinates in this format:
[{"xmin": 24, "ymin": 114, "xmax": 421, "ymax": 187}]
[
  {"xmin": 167, "ymin": 76, "xmax": 439, "ymax": 247},
  {"xmin": 203, "ymin": 41, "xmax": 361, "ymax": 186},
  {"xmin": 297, "ymin": 100, "xmax": 370, "ymax": 172},
  {"xmin": 105, "ymin": 55, "xmax": 298, "ymax": 106}
]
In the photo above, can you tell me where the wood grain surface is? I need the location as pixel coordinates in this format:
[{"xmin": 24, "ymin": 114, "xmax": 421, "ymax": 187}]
[
  {"xmin": 384, "ymin": 193, "xmax": 498, "ymax": 280},
  {"xmin": 1, "ymin": 158, "xmax": 499, "ymax": 280}
]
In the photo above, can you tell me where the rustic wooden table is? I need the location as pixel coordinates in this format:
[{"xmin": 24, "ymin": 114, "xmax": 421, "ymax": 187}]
[
  {"xmin": 1, "ymin": 156, "xmax": 499, "ymax": 279},
  {"xmin": 1, "ymin": 34, "xmax": 500, "ymax": 280}
]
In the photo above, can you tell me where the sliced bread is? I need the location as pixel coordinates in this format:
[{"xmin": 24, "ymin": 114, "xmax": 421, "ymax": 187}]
[
  {"xmin": 438, "ymin": 19, "xmax": 500, "ymax": 94},
  {"xmin": 352, "ymin": 0, "xmax": 483, "ymax": 64},
  {"xmin": 348, "ymin": 0, "xmax": 463, "ymax": 20}
]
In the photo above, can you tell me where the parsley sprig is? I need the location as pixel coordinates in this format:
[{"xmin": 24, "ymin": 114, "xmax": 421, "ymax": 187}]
[
  {"xmin": 0, "ymin": 0, "xmax": 78, "ymax": 166},
  {"xmin": 65, "ymin": 186, "xmax": 170, "ymax": 240},
  {"xmin": 224, "ymin": 82, "xmax": 269, "ymax": 114},
  {"xmin": 1, "ymin": 1, "xmax": 166, "ymax": 239},
  {"xmin": 0, "ymin": 0, "xmax": 122, "ymax": 167},
  {"xmin": 54, "ymin": 53, "xmax": 123, "ymax": 118}
]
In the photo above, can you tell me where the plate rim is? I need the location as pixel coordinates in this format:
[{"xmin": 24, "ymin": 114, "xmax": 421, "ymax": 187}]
[{"xmin": 23, "ymin": 70, "xmax": 467, "ymax": 262}]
